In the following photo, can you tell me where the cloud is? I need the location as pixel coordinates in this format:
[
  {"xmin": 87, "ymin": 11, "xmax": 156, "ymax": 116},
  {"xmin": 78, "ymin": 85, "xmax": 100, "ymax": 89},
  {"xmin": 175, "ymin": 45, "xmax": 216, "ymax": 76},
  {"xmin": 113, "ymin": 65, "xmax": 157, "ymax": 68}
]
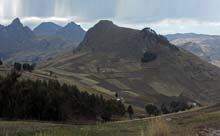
[
  {"xmin": 0, "ymin": 16, "xmax": 85, "ymax": 29},
  {"xmin": 2, "ymin": 17, "xmax": 220, "ymax": 35},
  {"xmin": 114, "ymin": 18, "xmax": 220, "ymax": 35},
  {"xmin": 1, "ymin": 0, "xmax": 220, "ymax": 34}
]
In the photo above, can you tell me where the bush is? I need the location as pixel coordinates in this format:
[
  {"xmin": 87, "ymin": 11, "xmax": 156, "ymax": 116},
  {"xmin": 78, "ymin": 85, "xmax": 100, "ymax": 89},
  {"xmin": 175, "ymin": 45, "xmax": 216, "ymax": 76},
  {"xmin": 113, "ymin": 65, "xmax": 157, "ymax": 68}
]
[
  {"xmin": 141, "ymin": 52, "xmax": 157, "ymax": 63},
  {"xmin": 23, "ymin": 63, "xmax": 35, "ymax": 72},
  {"xmin": 14, "ymin": 62, "xmax": 35, "ymax": 72},
  {"xmin": 145, "ymin": 104, "xmax": 160, "ymax": 116},
  {"xmin": 169, "ymin": 101, "xmax": 189, "ymax": 112},
  {"xmin": 160, "ymin": 104, "xmax": 170, "ymax": 114},
  {"xmin": 14, "ymin": 62, "xmax": 22, "ymax": 71}
]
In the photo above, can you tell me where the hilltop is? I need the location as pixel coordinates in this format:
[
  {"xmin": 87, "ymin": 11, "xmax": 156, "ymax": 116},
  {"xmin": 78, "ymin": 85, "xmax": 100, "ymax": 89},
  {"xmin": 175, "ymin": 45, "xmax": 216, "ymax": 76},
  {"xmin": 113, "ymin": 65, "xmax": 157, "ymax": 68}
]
[{"xmin": 39, "ymin": 20, "xmax": 220, "ymax": 110}]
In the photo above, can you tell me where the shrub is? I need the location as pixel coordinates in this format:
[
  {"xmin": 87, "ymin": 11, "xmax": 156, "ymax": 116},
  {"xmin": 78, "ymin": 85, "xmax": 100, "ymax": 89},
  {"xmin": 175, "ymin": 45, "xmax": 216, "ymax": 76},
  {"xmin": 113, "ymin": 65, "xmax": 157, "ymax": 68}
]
[
  {"xmin": 145, "ymin": 104, "xmax": 160, "ymax": 116},
  {"xmin": 169, "ymin": 101, "xmax": 189, "ymax": 112},
  {"xmin": 160, "ymin": 104, "xmax": 170, "ymax": 114},
  {"xmin": 14, "ymin": 62, "xmax": 35, "ymax": 72},
  {"xmin": 14, "ymin": 62, "xmax": 22, "ymax": 71},
  {"xmin": 141, "ymin": 52, "xmax": 157, "ymax": 63},
  {"xmin": 23, "ymin": 63, "xmax": 35, "ymax": 72}
]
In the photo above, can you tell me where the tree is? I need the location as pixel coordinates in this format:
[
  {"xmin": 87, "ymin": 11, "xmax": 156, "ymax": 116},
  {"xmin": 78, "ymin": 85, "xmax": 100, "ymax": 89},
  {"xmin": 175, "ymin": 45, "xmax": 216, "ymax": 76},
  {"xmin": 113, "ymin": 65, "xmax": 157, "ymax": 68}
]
[
  {"xmin": 0, "ymin": 72, "xmax": 126, "ymax": 122},
  {"xmin": 115, "ymin": 92, "xmax": 119, "ymax": 98},
  {"xmin": 23, "ymin": 63, "xmax": 35, "ymax": 72},
  {"xmin": 169, "ymin": 101, "xmax": 189, "ymax": 112},
  {"xmin": 0, "ymin": 60, "xmax": 2, "ymax": 65},
  {"xmin": 141, "ymin": 52, "xmax": 157, "ymax": 63},
  {"xmin": 101, "ymin": 105, "xmax": 112, "ymax": 122},
  {"xmin": 127, "ymin": 105, "xmax": 134, "ymax": 119},
  {"xmin": 145, "ymin": 104, "xmax": 160, "ymax": 116},
  {"xmin": 23, "ymin": 63, "xmax": 29, "ymax": 71},
  {"xmin": 161, "ymin": 104, "xmax": 169, "ymax": 114},
  {"xmin": 14, "ymin": 62, "xmax": 22, "ymax": 71}
]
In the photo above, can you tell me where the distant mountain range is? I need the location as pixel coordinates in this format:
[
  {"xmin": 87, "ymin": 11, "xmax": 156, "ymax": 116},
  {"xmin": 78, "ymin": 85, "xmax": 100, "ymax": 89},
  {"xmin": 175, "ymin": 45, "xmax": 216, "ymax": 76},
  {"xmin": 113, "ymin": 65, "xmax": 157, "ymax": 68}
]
[
  {"xmin": 34, "ymin": 22, "xmax": 85, "ymax": 42},
  {"xmin": 33, "ymin": 22, "xmax": 62, "ymax": 36},
  {"xmin": 42, "ymin": 20, "xmax": 220, "ymax": 108},
  {"xmin": 0, "ymin": 18, "xmax": 86, "ymax": 63},
  {"xmin": 166, "ymin": 33, "xmax": 220, "ymax": 67}
]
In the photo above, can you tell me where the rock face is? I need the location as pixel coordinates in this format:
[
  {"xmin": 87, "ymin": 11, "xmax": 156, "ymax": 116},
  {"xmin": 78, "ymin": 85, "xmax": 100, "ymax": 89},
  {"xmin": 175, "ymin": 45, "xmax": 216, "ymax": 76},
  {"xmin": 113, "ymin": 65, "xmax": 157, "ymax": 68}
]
[
  {"xmin": 47, "ymin": 20, "xmax": 220, "ymax": 108},
  {"xmin": 166, "ymin": 33, "xmax": 220, "ymax": 68}
]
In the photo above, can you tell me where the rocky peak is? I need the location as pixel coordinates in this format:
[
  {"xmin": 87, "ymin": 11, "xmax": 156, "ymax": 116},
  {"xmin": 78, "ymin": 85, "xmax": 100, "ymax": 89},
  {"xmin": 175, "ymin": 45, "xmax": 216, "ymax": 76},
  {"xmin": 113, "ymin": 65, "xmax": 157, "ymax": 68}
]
[
  {"xmin": 64, "ymin": 22, "xmax": 82, "ymax": 30},
  {"xmin": 93, "ymin": 20, "xmax": 115, "ymax": 29},
  {"xmin": 10, "ymin": 18, "xmax": 23, "ymax": 28},
  {"xmin": 142, "ymin": 27, "xmax": 157, "ymax": 35}
]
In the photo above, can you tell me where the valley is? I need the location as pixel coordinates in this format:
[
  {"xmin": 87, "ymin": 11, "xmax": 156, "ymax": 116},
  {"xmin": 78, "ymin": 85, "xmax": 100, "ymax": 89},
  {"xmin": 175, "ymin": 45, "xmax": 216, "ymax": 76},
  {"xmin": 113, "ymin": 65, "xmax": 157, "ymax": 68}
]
[
  {"xmin": 1, "ymin": 19, "xmax": 220, "ymax": 136},
  {"xmin": 1, "ymin": 1, "xmax": 220, "ymax": 136}
]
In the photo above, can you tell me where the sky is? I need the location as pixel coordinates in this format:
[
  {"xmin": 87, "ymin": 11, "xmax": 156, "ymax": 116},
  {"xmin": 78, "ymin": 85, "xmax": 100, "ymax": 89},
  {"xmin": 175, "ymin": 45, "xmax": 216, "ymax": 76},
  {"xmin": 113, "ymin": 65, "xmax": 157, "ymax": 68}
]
[{"xmin": 1, "ymin": 0, "xmax": 220, "ymax": 35}]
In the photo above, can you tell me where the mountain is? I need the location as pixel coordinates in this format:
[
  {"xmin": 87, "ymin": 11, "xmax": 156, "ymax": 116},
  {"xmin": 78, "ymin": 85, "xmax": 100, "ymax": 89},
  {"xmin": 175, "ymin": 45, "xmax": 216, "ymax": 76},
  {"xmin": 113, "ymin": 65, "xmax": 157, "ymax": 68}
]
[
  {"xmin": 166, "ymin": 33, "xmax": 220, "ymax": 67},
  {"xmin": 33, "ymin": 22, "xmax": 62, "ymax": 36},
  {"xmin": 166, "ymin": 33, "xmax": 212, "ymax": 41},
  {"xmin": 56, "ymin": 22, "xmax": 86, "ymax": 42},
  {"xmin": 41, "ymin": 20, "xmax": 220, "ymax": 109},
  {"xmin": 33, "ymin": 21, "xmax": 86, "ymax": 43},
  {"xmin": 0, "ymin": 24, "xmax": 4, "ymax": 29},
  {"xmin": 0, "ymin": 18, "xmax": 35, "ymax": 57},
  {"xmin": 0, "ymin": 18, "xmax": 78, "ymax": 63}
]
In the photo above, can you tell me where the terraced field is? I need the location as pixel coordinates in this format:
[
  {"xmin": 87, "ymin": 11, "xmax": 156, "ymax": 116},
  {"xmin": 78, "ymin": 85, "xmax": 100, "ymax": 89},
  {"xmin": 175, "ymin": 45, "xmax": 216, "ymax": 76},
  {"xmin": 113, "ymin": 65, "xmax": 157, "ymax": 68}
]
[{"xmin": 2, "ymin": 49, "xmax": 220, "ymax": 112}]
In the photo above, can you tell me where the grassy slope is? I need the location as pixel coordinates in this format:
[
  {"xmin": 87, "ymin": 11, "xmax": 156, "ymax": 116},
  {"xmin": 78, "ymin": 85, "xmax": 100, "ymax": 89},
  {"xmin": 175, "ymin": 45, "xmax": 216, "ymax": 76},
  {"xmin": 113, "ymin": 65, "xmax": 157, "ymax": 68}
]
[
  {"xmin": 33, "ymin": 51, "xmax": 173, "ymax": 111},
  {"xmin": 0, "ymin": 104, "xmax": 219, "ymax": 136},
  {"xmin": 34, "ymin": 44, "xmax": 220, "ymax": 111}
]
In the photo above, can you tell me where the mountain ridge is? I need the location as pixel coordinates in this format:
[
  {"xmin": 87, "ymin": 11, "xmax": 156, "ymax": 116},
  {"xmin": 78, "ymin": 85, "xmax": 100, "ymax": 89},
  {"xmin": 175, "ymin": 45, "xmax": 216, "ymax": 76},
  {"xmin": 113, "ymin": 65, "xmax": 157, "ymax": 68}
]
[
  {"xmin": 33, "ymin": 22, "xmax": 62, "ymax": 36},
  {"xmin": 43, "ymin": 20, "xmax": 220, "ymax": 108},
  {"xmin": 33, "ymin": 21, "xmax": 86, "ymax": 43},
  {"xmin": 0, "ymin": 18, "xmax": 81, "ymax": 62},
  {"xmin": 166, "ymin": 33, "xmax": 220, "ymax": 68}
]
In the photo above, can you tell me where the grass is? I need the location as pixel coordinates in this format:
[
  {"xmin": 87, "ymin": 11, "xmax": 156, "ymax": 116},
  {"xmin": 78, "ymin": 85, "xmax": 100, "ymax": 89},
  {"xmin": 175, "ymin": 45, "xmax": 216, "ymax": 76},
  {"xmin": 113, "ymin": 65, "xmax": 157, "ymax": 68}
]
[
  {"xmin": 0, "ymin": 105, "xmax": 219, "ymax": 136},
  {"xmin": 147, "ymin": 118, "xmax": 170, "ymax": 136},
  {"xmin": 34, "ymin": 128, "xmax": 88, "ymax": 136}
]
